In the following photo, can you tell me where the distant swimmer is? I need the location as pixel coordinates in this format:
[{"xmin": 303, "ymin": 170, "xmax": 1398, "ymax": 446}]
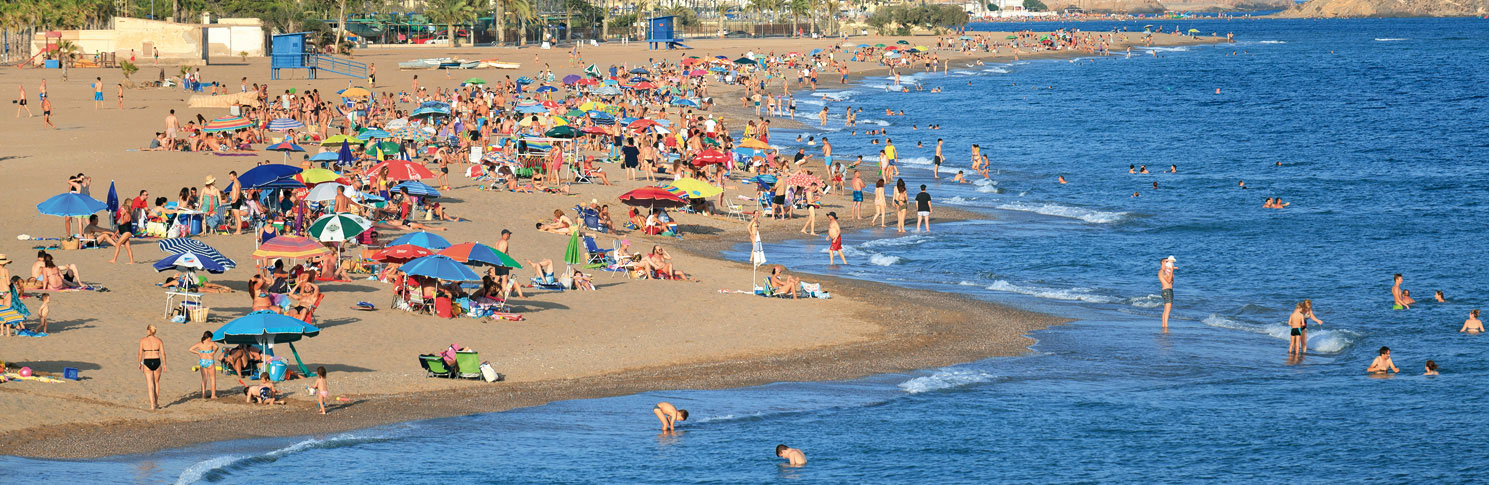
[
  {"xmin": 1392, "ymin": 274, "xmax": 1410, "ymax": 309},
  {"xmin": 775, "ymin": 444, "xmax": 807, "ymax": 466},
  {"xmin": 1139, "ymin": 165, "xmax": 1149, "ymax": 174},
  {"xmin": 1058, "ymin": 175, "xmax": 1067, "ymax": 184},
  {"xmin": 1152, "ymin": 181, "xmax": 1159, "ymax": 190},
  {"xmin": 1461, "ymin": 310, "xmax": 1482, "ymax": 334},
  {"xmin": 1434, "ymin": 290, "xmax": 1446, "ymax": 303},
  {"xmin": 1158, "ymin": 256, "xmax": 1176, "ymax": 331},
  {"xmin": 1169, "ymin": 164, "xmax": 1177, "ymax": 173},
  {"xmin": 1367, "ymin": 346, "xmax": 1399, "ymax": 374},
  {"xmin": 1129, "ymin": 165, "xmax": 1136, "ymax": 174},
  {"xmin": 1424, "ymin": 360, "xmax": 1439, "ymax": 376},
  {"xmin": 653, "ymin": 402, "xmax": 689, "ymax": 431},
  {"xmin": 1402, "ymin": 289, "xmax": 1417, "ymax": 308},
  {"xmin": 1239, "ymin": 180, "xmax": 1246, "ymax": 189}
]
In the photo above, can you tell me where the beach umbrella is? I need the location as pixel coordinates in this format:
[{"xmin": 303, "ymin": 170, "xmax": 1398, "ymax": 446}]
[
  {"xmin": 958, "ymin": 35, "xmax": 974, "ymax": 40},
  {"xmin": 563, "ymin": 230, "xmax": 583, "ymax": 269},
  {"xmin": 544, "ymin": 126, "xmax": 579, "ymax": 139},
  {"xmin": 159, "ymin": 238, "xmax": 237, "ymax": 269},
  {"xmin": 238, "ymin": 164, "xmax": 303, "ymax": 189},
  {"xmin": 577, "ymin": 78, "xmax": 600, "ymax": 86},
  {"xmin": 629, "ymin": 67, "xmax": 650, "ymax": 74},
  {"xmin": 105, "ymin": 181, "xmax": 118, "ymax": 216},
  {"xmin": 321, "ymin": 134, "xmax": 365, "ymax": 146},
  {"xmin": 385, "ymin": 118, "xmax": 410, "ymax": 130},
  {"xmin": 338, "ymin": 87, "xmax": 372, "ymax": 98},
  {"xmin": 685, "ymin": 69, "xmax": 705, "ymax": 77},
  {"xmin": 856, "ymin": 43, "xmax": 869, "ymax": 48},
  {"xmin": 308, "ymin": 212, "xmax": 372, "ymax": 242},
  {"xmin": 372, "ymin": 244, "xmax": 434, "ymax": 262},
  {"xmin": 883, "ymin": 51, "xmax": 901, "ymax": 59},
  {"xmin": 392, "ymin": 126, "xmax": 432, "ymax": 141},
  {"xmin": 592, "ymin": 85, "xmax": 622, "ymax": 96},
  {"xmin": 266, "ymin": 140, "xmax": 306, "ymax": 164},
  {"xmin": 152, "ymin": 251, "xmax": 228, "ymax": 274},
  {"xmin": 366, "ymin": 159, "xmax": 434, "ymax": 181},
  {"xmin": 671, "ymin": 98, "xmax": 699, "ymax": 108},
  {"xmin": 580, "ymin": 126, "xmax": 610, "ymax": 135},
  {"xmin": 629, "ymin": 82, "xmax": 658, "ymax": 90},
  {"xmin": 516, "ymin": 76, "xmax": 534, "ymax": 84},
  {"xmin": 37, "ymin": 192, "xmax": 108, "ymax": 218},
  {"xmin": 619, "ymin": 186, "xmax": 687, "ymax": 208},
  {"xmin": 294, "ymin": 168, "xmax": 349, "ymax": 186},
  {"xmin": 810, "ymin": 48, "xmax": 823, "ymax": 56},
  {"xmin": 691, "ymin": 149, "xmax": 730, "ymax": 166},
  {"xmin": 561, "ymin": 74, "xmax": 582, "ymax": 85},
  {"xmin": 258, "ymin": 176, "xmax": 307, "ymax": 190},
  {"xmin": 309, "ymin": 151, "xmax": 340, "ymax": 162},
  {"xmin": 356, "ymin": 129, "xmax": 392, "ymax": 140},
  {"xmin": 661, "ymin": 178, "xmax": 722, "ymax": 198},
  {"xmin": 463, "ymin": 77, "xmax": 486, "ymax": 85},
  {"xmin": 708, "ymin": 66, "xmax": 728, "ymax": 73},
  {"xmin": 408, "ymin": 107, "xmax": 448, "ymax": 118},
  {"xmin": 535, "ymin": 85, "xmax": 558, "ymax": 93},
  {"xmin": 252, "ymin": 235, "xmax": 332, "ymax": 260},
  {"xmin": 738, "ymin": 138, "xmax": 771, "ymax": 149},
  {"xmin": 784, "ymin": 173, "xmax": 822, "ymax": 187},
  {"xmin": 896, "ymin": 40, "xmax": 909, "ymax": 45},
  {"xmin": 438, "ymin": 242, "xmax": 521, "ymax": 268},
  {"xmin": 745, "ymin": 174, "xmax": 778, "ymax": 188},
  {"xmin": 389, "ymin": 231, "xmax": 451, "ymax": 250},
  {"xmin": 338, "ymin": 141, "xmax": 359, "ymax": 165},
  {"xmin": 401, "ymin": 254, "xmax": 481, "ymax": 282},
  {"xmin": 392, "ymin": 180, "xmax": 441, "ymax": 198},
  {"xmin": 202, "ymin": 116, "xmax": 253, "ymax": 133},
  {"xmin": 212, "ymin": 311, "xmax": 320, "ymax": 354},
  {"xmin": 267, "ymin": 118, "xmax": 306, "ymax": 132},
  {"xmin": 305, "ymin": 183, "xmax": 352, "ymax": 202}
]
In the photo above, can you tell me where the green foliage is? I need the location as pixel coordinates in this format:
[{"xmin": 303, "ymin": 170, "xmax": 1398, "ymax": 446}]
[
  {"xmin": 608, "ymin": 13, "xmax": 638, "ymax": 32},
  {"xmin": 1023, "ymin": 0, "xmax": 1048, "ymax": 11},
  {"xmin": 424, "ymin": 0, "xmax": 475, "ymax": 46},
  {"xmin": 664, "ymin": 6, "xmax": 701, "ymax": 27},
  {"xmin": 987, "ymin": 2, "xmax": 1000, "ymax": 11},
  {"xmin": 866, "ymin": 4, "xmax": 969, "ymax": 34},
  {"xmin": 121, "ymin": 60, "xmax": 138, "ymax": 78}
]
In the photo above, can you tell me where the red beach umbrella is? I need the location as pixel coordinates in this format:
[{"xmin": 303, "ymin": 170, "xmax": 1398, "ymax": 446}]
[
  {"xmin": 618, "ymin": 186, "xmax": 687, "ymax": 208},
  {"xmin": 691, "ymin": 149, "xmax": 730, "ymax": 167},
  {"xmin": 365, "ymin": 159, "xmax": 435, "ymax": 181},
  {"xmin": 372, "ymin": 244, "xmax": 434, "ymax": 262}
]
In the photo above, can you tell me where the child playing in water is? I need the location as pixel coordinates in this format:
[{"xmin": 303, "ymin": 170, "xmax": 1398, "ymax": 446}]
[{"xmin": 310, "ymin": 366, "xmax": 329, "ymax": 414}]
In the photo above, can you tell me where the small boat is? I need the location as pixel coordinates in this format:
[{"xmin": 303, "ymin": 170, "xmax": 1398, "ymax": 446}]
[{"xmin": 398, "ymin": 58, "xmax": 452, "ymax": 70}]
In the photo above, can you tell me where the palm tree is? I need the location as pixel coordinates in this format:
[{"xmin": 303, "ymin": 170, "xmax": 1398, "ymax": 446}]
[
  {"xmin": 425, "ymin": 0, "xmax": 475, "ymax": 47},
  {"xmin": 787, "ymin": 0, "xmax": 807, "ymax": 36}
]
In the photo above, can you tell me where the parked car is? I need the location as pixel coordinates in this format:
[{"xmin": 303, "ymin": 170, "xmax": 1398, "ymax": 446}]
[{"xmin": 723, "ymin": 30, "xmax": 752, "ymax": 38}]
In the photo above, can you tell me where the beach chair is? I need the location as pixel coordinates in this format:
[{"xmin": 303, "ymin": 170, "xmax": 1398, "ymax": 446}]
[
  {"xmin": 726, "ymin": 200, "xmax": 748, "ymax": 221},
  {"xmin": 419, "ymin": 354, "xmax": 455, "ymax": 378},
  {"xmin": 583, "ymin": 236, "xmax": 612, "ymax": 266},
  {"xmin": 298, "ymin": 294, "xmax": 324, "ymax": 324},
  {"xmin": 581, "ymin": 211, "xmax": 607, "ymax": 234},
  {"xmin": 531, "ymin": 275, "xmax": 566, "ymax": 292},
  {"xmin": 570, "ymin": 164, "xmax": 593, "ymax": 184},
  {"xmin": 455, "ymin": 351, "xmax": 482, "ymax": 379}
]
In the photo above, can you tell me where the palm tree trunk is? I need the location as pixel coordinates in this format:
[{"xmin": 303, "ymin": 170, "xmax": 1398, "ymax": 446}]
[
  {"xmin": 496, "ymin": 1, "xmax": 506, "ymax": 45},
  {"xmin": 336, "ymin": 0, "xmax": 346, "ymax": 48},
  {"xmin": 564, "ymin": 4, "xmax": 572, "ymax": 42}
]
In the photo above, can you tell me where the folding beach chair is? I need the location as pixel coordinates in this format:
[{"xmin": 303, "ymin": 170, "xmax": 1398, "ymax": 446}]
[
  {"xmin": 582, "ymin": 236, "xmax": 612, "ymax": 266},
  {"xmin": 455, "ymin": 351, "xmax": 483, "ymax": 379},
  {"xmin": 419, "ymin": 354, "xmax": 455, "ymax": 378}
]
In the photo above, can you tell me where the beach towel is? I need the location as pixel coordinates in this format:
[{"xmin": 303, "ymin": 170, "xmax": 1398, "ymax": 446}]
[{"xmin": 212, "ymin": 152, "xmax": 258, "ymax": 157}]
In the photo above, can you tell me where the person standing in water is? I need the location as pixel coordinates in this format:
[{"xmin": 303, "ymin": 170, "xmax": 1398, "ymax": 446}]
[
  {"xmin": 1300, "ymin": 299, "xmax": 1323, "ymax": 353},
  {"xmin": 825, "ymin": 212, "xmax": 845, "ymax": 265},
  {"xmin": 1287, "ymin": 302, "xmax": 1306, "ymax": 355},
  {"xmin": 1392, "ymin": 273, "xmax": 1410, "ymax": 310},
  {"xmin": 1158, "ymin": 256, "xmax": 1176, "ymax": 331},
  {"xmin": 1460, "ymin": 310, "xmax": 1482, "ymax": 334},
  {"xmin": 653, "ymin": 401, "xmax": 688, "ymax": 431},
  {"xmin": 1367, "ymin": 346, "xmax": 1398, "ymax": 374},
  {"xmin": 138, "ymin": 324, "xmax": 166, "ymax": 410},
  {"xmin": 776, "ymin": 444, "xmax": 807, "ymax": 466}
]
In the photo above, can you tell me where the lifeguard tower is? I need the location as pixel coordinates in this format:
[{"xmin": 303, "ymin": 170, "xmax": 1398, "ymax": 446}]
[
  {"xmin": 646, "ymin": 16, "xmax": 689, "ymax": 50},
  {"xmin": 270, "ymin": 32, "xmax": 367, "ymax": 80}
]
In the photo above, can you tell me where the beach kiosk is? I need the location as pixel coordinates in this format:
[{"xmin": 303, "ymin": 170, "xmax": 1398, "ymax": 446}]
[{"xmin": 646, "ymin": 16, "xmax": 689, "ymax": 50}]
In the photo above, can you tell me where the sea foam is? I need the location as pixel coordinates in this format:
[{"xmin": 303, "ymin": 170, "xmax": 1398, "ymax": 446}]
[
  {"xmin": 995, "ymin": 202, "xmax": 1127, "ymax": 224},
  {"xmin": 899, "ymin": 369, "xmax": 996, "ymax": 394},
  {"xmin": 986, "ymin": 280, "xmax": 1119, "ymax": 304}
]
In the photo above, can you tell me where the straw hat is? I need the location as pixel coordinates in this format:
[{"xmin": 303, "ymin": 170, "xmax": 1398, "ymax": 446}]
[
  {"xmin": 205, "ymin": 175, "xmax": 216, "ymax": 186},
  {"xmin": 0, "ymin": 254, "xmax": 11, "ymax": 265}
]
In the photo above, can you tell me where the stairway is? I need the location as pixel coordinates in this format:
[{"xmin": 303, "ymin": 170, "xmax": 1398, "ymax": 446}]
[{"xmin": 308, "ymin": 54, "xmax": 367, "ymax": 79}]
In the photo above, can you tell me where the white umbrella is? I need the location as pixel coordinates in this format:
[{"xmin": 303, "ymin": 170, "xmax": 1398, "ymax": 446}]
[{"xmin": 306, "ymin": 183, "xmax": 352, "ymax": 203}]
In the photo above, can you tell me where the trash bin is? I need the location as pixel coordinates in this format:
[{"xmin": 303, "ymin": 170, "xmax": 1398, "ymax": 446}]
[{"xmin": 267, "ymin": 360, "xmax": 287, "ymax": 382}]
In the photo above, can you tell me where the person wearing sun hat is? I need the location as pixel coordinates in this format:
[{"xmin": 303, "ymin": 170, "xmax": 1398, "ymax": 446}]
[{"xmin": 202, "ymin": 175, "xmax": 223, "ymax": 233}]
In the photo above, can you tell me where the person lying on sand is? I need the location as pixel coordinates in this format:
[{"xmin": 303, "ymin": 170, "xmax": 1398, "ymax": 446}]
[
  {"xmin": 536, "ymin": 209, "xmax": 574, "ymax": 234},
  {"xmin": 161, "ymin": 275, "xmax": 233, "ymax": 294}
]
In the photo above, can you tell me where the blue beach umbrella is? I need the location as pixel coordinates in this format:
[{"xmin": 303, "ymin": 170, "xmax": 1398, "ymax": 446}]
[
  {"xmin": 152, "ymin": 252, "xmax": 228, "ymax": 274},
  {"xmin": 238, "ymin": 164, "xmax": 303, "ymax": 189},
  {"xmin": 158, "ymin": 238, "xmax": 237, "ymax": 269},
  {"xmin": 420, "ymin": 101, "xmax": 451, "ymax": 110},
  {"xmin": 258, "ymin": 176, "xmax": 307, "ymax": 190},
  {"xmin": 212, "ymin": 311, "xmax": 321, "ymax": 350},
  {"xmin": 516, "ymin": 76, "xmax": 534, "ymax": 84},
  {"xmin": 337, "ymin": 141, "xmax": 355, "ymax": 165},
  {"xmin": 309, "ymin": 151, "xmax": 340, "ymax": 162},
  {"xmin": 36, "ymin": 192, "xmax": 108, "ymax": 217},
  {"xmin": 629, "ymin": 67, "xmax": 650, "ymax": 74},
  {"xmin": 535, "ymin": 85, "xmax": 558, "ymax": 93},
  {"xmin": 410, "ymin": 107, "xmax": 449, "ymax": 119},
  {"xmin": 670, "ymin": 99, "xmax": 699, "ymax": 107},
  {"xmin": 267, "ymin": 118, "xmax": 305, "ymax": 132},
  {"xmin": 810, "ymin": 48, "xmax": 822, "ymax": 56},
  {"xmin": 389, "ymin": 231, "xmax": 452, "ymax": 250},
  {"xmin": 356, "ymin": 129, "xmax": 392, "ymax": 140},
  {"xmin": 400, "ymin": 254, "xmax": 481, "ymax": 282},
  {"xmin": 392, "ymin": 181, "xmax": 441, "ymax": 198},
  {"xmin": 106, "ymin": 181, "xmax": 118, "ymax": 216}
]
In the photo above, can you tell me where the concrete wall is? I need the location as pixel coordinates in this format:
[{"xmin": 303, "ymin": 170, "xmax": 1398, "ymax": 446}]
[{"xmin": 31, "ymin": 17, "xmax": 264, "ymax": 66}]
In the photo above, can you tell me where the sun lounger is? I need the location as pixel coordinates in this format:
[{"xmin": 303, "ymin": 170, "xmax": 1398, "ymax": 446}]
[
  {"xmin": 419, "ymin": 354, "xmax": 455, "ymax": 378},
  {"xmin": 455, "ymin": 351, "xmax": 482, "ymax": 379}
]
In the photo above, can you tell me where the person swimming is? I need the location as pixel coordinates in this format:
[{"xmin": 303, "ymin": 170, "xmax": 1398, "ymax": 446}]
[
  {"xmin": 1367, "ymin": 346, "xmax": 1399, "ymax": 374},
  {"xmin": 1424, "ymin": 360, "xmax": 1439, "ymax": 376},
  {"xmin": 1460, "ymin": 310, "xmax": 1482, "ymax": 334}
]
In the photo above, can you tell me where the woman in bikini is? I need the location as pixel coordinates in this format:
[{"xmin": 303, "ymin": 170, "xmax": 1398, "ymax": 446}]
[
  {"xmin": 249, "ymin": 275, "xmax": 275, "ymax": 312},
  {"xmin": 188, "ymin": 331, "xmax": 220, "ymax": 399},
  {"xmin": 138, "ymin": 324, "xmax": 166, "ymax": 410},
  {"xmin": 40, "ymin": 254, "xmax": 81, "ymax": 290},
  {"xmin": 870, "ymin": 178, "xmax": 887, "ymax": 228},
  {"xmin": 892, "ymin": 178, "xmax": 909, "ymax": 233}
]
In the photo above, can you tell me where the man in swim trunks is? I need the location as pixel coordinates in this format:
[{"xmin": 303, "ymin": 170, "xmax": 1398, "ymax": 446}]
[
  {"xmin": 1159, "ymin": 256, "xmax": 1176, "ymax": 331},
  {"xmin": 1287, "ymin": 302, "xmax": 1306, "ymax": 355},
  {"xmin": 821, "ymin": 137, "xmax": 833, "ymax": 170},
  {"xmin": 851, "ymin": 171, "xmax": 865, "ymax": 219},
  {"xmin": 776, "ymin": 444, "xmax": 807, "ymax": 466},
  {"xmin": 653, "ymin": 401, "xmax": 688, "ymax": 431},
  {"xmin": 825, "ymin": 212, "xmax": 846, "ymax": 265},
  {"xmin": 933, "ymin": 138, "xmax": 944, "ymax": 179},
  {"xmin": 1391, "ymin": 273, "xmax": 1409, "ymax": 310},
  {"xmin": 92, "ymin": 77, "xmax": 104, "ymax": 109}
]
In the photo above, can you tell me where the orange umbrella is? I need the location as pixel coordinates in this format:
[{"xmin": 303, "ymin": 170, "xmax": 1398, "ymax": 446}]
[{"xmin": 252, "ymin": 236, "xmax": 332, "ymax": 260}]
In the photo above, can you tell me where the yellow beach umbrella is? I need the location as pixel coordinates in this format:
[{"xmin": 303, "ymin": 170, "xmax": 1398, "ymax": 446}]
[
  {"xmin": 663, "ymin": 178, "xmax": 722, "ymax": 198},
  {"xmin": 339, "ymin": 87, "xmax": 372, "ymax": 98},
  {"xmin": 738, "ymin": 138, "xmax": 770, "ymax": 149},
  {"xmin": 321, "ymin": 134, "xmax": 365, "ymax": 146}
]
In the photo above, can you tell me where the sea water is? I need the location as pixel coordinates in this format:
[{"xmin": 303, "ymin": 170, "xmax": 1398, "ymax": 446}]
[{"xmin": 5, "ymin": 18, "xmax": 1489, "ymax": 483}]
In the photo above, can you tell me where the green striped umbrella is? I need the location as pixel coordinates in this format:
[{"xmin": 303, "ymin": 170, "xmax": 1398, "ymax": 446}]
[{"xmin": 308, "ymin": 213, "xmax": 372, "ymax": 242}]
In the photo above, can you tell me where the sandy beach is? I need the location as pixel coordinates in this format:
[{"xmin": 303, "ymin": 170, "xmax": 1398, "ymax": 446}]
[{"xmin": 0, "ymin": 31, "xmax": 1216, "ymax": 459}]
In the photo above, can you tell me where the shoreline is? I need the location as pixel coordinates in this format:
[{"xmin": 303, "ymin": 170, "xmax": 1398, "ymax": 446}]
[{"xmin": 0, "ymin": 32, "xmax": 1215, "ymax": 461}]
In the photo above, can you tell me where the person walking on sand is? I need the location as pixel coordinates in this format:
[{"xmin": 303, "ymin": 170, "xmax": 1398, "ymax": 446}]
[
  {"xmin": 1392, "ymin": 273, "xmax": 1410, "ymax": 310},
  {"xmin": 188, "ymin": 331, "xmax": 220, "ymax": 400},
  {"xmin": 41, "ymin": 96, "xmax": 54, "ymax": 129},
  {"xmin": 1367, "ymin": 346, "xmax": 1398, "ymax": 374},
  {"xmin": 870, "ymin": 179, "xmax": 887, "ymax": 227},
  {"xmin": 914, "ymin": 184, "xmax": 932, "ymax": 232},
  {"xmin": 16, "ymin": 84, "xmax": 33, "ymax": 118},
  {"xmin": 1287, "ymin": 302, "xmax": 1306, "ymax": 355},
  {"xmin": 653, "ymin": 401, "xmax": 688, "ymax": 431},
  {"xmin": 826, "ymin": 212, "xmax": 846, "ymax": 265},
  {"xmin": 116, "ymin": 83, "xmax": 124, "ymax": 109},
  {"xmin": 850, "ymin": 170, "xmax": 865, "ymax": 219},
  {"xmin": 1159, "ymin": 256, "xmax": 1176, "ymax": 331},
  {"xmin": 311, "ymin": 366, "xmax": 330, "ymax": 414},
  {"xmin": 799, "ymin": 183, "xmax": 819, "ymax": 235},
  {"xmin": 776, "ymin": 444, "xmax": 807, "ymax": 466},
  {"xmin": 138, "ymin": 324, "xmax": 166, "ymax": 410}
]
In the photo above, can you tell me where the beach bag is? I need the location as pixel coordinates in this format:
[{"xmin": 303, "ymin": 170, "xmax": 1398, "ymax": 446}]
[
  {"xmin": 479, "ymin": 362, "xmax": 502, "ymax": 382},
  {"xmin": 60, "ymin": 238, "xmax": 80, "ymax": 251}
]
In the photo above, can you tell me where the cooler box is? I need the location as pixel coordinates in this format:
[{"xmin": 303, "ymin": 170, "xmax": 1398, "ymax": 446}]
[
  {"xmin": 267, "ymin": 360, "xmax": 288, "ymax": 382},
  {"xmin": 44, "ymin": 59, "xmax": 59, "ymax": 69}
]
